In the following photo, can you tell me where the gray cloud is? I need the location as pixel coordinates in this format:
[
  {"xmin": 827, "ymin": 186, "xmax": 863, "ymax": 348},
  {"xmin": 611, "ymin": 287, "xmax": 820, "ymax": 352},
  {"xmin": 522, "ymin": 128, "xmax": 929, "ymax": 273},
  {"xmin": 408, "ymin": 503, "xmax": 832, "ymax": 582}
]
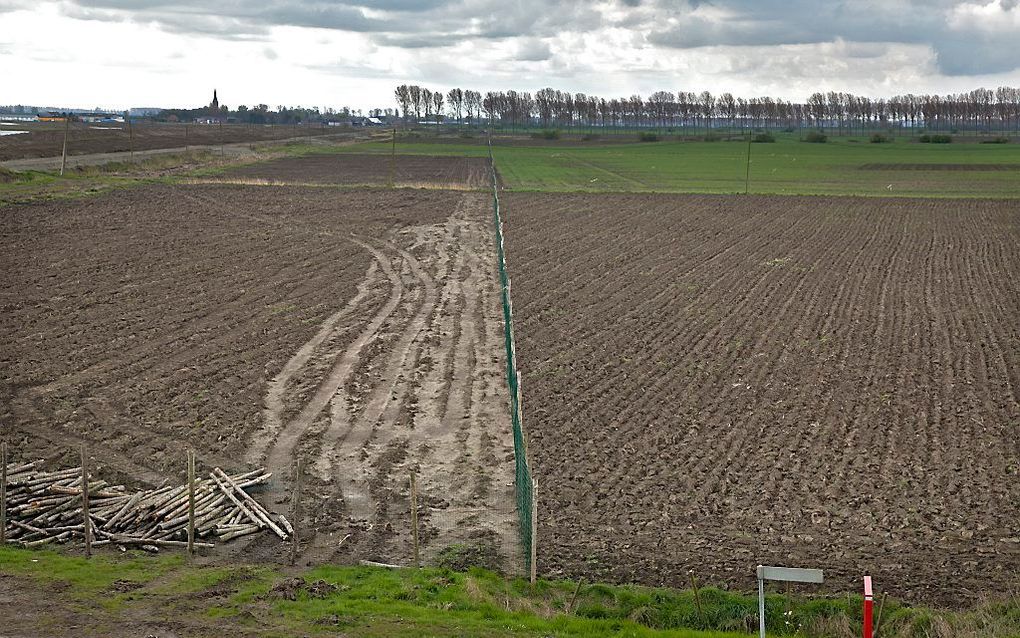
[
  {"xmin": 514, "ymin": 38, "xmax": 552, "ymax": 62},
  {"xmin": 643, "ymin": 0, "xmax": 1020, "ymax": 75},
  {"xmin": 49, "ymin": 0, "xmax": 1020, "ymax": 76}
]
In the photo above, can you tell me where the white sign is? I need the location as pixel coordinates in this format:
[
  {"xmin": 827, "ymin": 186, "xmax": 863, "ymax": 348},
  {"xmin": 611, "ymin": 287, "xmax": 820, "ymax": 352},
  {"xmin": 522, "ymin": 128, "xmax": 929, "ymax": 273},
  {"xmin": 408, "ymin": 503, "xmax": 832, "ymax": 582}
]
[
  {"xmin": 757, "ymin": 565, "xmax": 824, "ymax": 638},
  {"xmin": 757, "ymin": 565, "xmax": 824, "ymax": 584}
]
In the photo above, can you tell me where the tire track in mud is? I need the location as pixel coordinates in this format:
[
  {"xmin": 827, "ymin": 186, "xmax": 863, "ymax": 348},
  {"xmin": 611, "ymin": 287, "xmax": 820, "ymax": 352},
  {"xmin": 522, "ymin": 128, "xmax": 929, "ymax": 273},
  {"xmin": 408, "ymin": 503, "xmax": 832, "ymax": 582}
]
[
  {"xmin": 253, "ymin": 238, "xmax": 404, "ymax": 516},
  {"xmin": 246, "ymin": 258, "xmax": 382, "ymax": 466},
  {"xmin": 245, "ymin": 192, "xmax": 518, "ymax": 569},
  {"xmin": 328, "ymin": 236, "xmax": 438, "ymax": 523}
]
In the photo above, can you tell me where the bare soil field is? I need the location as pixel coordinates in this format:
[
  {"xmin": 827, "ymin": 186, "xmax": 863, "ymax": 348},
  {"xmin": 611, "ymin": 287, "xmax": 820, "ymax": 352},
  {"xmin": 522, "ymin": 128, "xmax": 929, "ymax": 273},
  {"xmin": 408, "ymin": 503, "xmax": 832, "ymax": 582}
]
[
  {"xmin": 0, "ymin": 183, "xmax": 516, "ymax": 568},
  {"xmin": 223, "ymin": 153, "xmax": 490, "ymax": 189},
  {"xmin": 506, "ymin": 192, "xmax": 1020, "ymax": 606},
  {"xmin": 0, "ymin": 122, "xmax": 347, "ymax": 161}
]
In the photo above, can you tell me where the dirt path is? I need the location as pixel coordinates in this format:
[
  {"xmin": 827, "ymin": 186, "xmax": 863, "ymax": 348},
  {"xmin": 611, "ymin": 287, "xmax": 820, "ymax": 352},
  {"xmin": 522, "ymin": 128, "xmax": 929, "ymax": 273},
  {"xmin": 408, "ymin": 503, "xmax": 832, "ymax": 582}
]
[{"xmin": 248, "ymin": 192, "xmax": 519, "ymax": 570}]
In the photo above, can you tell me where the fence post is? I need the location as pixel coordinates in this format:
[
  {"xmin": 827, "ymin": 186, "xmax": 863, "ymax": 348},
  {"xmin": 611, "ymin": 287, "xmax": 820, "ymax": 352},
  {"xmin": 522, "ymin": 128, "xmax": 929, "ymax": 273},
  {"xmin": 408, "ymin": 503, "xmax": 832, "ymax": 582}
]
[
  {"xmin": 290, "ymin": 458, "xmax": 302, "ymax": 566},
  {"xmin": 126, "ymin": 112, "xmax": 135, "ymax": 163},
  {"xmin": 530, "ymin": 477, "xmax": 537, "ymax": 584},
  {"xmin": 60, "ymin": 116, "xmax": 70, "ymax": 176},
  {"xmin": 410, "ymin": 473, "xmax": 420, "ymax": 568},
  {"xmin": 80, "ymin": 444, "xmax": 91, "ymax": 558},
  {"xmin": 690, "ymin": 572, "xmax": 705, "ymax": 626},
  {"xmin": 187, "ymin": 449, "xmax": 196, "ymax": 559},
  {"xmin": 389, "ymin": 127, "xmax": 396, "ymax": 188},
  {"xmin": 1, "ymin": 441, "xmax": 7, "ymax": 545}
]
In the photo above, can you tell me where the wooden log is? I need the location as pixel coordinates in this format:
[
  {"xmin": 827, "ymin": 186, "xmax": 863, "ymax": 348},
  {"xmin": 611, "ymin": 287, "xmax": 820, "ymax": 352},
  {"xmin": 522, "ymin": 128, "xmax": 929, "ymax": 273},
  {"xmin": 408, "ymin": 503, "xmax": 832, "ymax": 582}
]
[
  {"xmin": 80, "ymin": 444, "xmax": 91, "ymax": 558},
  {"xmin": 359, "ymin": 560, "xmax": 407, "ymax": 569},
  {"xmin": 105, "ymin": 491, "xmax": 143, "ymax": 528},
  {"xmin": 187, "ymin": 450, "xmax": 196, "ymax": 559},
  {"xmin": 219, "ymin": 525, "xmax": 260, "ymax": 542},
  {"xmin": 289, "ymin": 459, "xmax": 301, "ymax": 565},
  {"xmin": 4, "ymin": 460, "xmax": 38, "ymax": 476},
  {"xmin": 106, "ymin": 535, "xmax": 214, "ymax": 548},
  {"xmin": 209, "ymin": 472, "xmax": 265, "ymax": 531},
  {"xmin": 213, "ymin": 468, "xmax": 287, "ymax": 539},
  {"xmin": 1, "ymin": 442, "xmax": 7, "ymax": 545}
]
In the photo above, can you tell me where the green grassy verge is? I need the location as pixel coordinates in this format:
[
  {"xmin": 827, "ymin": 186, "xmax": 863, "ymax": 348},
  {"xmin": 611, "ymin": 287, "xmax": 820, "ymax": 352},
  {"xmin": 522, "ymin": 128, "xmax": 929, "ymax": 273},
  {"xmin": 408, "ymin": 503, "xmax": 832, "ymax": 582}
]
[
  {"xmin": 1, "ymin": 546, "xmax": 1017, "ymax": 637},
  {"xmin": 332, "ymin": 133, "xmax": 1020, "ymax": 198}
]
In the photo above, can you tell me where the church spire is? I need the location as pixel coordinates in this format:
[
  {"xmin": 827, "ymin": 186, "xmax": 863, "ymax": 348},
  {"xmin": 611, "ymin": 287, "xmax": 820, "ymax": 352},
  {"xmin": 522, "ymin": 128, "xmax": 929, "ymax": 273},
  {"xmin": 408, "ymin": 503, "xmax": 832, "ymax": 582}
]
[{"xmin": 211, "ymin": 89, "xmax": 219, "ymax": 110}]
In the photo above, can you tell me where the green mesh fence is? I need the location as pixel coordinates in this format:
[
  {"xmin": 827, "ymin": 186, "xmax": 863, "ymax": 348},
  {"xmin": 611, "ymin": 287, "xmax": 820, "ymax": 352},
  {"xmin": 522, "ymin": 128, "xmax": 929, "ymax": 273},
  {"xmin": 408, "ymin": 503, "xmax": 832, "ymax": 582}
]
[{"xmin": 488, "ymin": 138, "xmax": 534, "ymax": 575}]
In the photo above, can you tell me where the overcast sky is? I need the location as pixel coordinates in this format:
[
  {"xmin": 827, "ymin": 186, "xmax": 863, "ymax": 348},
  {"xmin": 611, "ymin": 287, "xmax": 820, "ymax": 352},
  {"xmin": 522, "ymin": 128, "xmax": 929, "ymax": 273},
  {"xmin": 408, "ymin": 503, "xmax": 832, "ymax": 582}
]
[{"xmin": 2, "ymin": 0, "xmax": 1019, "ymax": 111}]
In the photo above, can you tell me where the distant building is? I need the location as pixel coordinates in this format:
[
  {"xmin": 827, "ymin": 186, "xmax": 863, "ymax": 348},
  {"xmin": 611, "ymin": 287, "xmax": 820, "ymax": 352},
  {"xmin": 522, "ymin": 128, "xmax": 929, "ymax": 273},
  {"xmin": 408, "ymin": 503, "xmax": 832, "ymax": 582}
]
[{"xmin": 211, "ymin": 89, "xmax": 219, "ymax": 110}]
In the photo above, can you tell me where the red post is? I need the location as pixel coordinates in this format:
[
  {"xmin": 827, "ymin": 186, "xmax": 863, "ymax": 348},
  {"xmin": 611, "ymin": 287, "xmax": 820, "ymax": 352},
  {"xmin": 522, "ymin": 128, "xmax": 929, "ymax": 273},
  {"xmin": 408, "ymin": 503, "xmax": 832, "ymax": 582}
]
[{"xmin": 863, "ymin": 576, "xmax": 874, "ymax": 638}]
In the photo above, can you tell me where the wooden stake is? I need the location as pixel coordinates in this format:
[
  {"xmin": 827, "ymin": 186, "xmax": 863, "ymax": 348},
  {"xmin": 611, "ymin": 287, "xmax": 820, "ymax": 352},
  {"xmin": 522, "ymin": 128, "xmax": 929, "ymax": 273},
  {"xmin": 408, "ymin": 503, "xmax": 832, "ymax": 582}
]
[
  {"xmin": 690, "ymin": 572, "xmax": 705, "ymax": 626},
  {"xmin": 289, "ymin": 458, "xmax": 302, "ymax": 566},
  {"xmin": 187, "ymin": 449, "xmax": 196, "ymax": 559},
  {"xmin": 566, "ymin": 577, "xmax": 584, "ymax": 614},
  {"xmin": 80, "ymin": 444, "xmax": 91, "ymax": 558},
  {"xmin": 410, "ymin": 473, "xmax": 419, "ymax": 568},
  {"xmin": 59, "ymin": 116, "xmax": 70, "ymax": 176},
  {"xmin": 1, "ymin": 441, "xmax": 7, "ymax": 545},
  {"xmin": 389, "ymin": 127, "xmax": 396, "ymax": 188},
  {"xmin": 529, "ymin": 477, "xmax": 538, "ymax": 584},
  {"xmin": 874, "ymin": 591, "xmax": 888, "ymax": 638},
  {"xmin": 126, "ymin": 112, "xmax": 135, "ymax": 163},
  {"xmin": 744, "ymin": 129, "xmax": 752, "ymax": 195}
]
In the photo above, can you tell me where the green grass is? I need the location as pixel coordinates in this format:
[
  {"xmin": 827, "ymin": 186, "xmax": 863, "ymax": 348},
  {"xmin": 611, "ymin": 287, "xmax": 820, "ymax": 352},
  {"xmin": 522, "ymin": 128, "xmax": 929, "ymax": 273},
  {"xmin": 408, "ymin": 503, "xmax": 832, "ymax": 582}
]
[
  {"xmin": 0, "ymin": 544, "xmax": 182, "ymax": 595},
  {"xmin": 334, "ymin": 133, "xmax": 1020, "ymax": 197},
  {"xmin": 2, "ymin": 546, "xmax": 1018, "ymax": 637}
]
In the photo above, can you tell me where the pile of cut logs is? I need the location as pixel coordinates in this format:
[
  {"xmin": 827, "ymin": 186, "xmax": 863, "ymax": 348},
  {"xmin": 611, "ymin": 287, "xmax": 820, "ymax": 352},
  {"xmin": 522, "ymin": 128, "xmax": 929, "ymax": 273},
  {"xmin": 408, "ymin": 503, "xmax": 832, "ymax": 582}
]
[{"xmin": 1, "ymin": 460, "xmax": 290, "ymax": 551}]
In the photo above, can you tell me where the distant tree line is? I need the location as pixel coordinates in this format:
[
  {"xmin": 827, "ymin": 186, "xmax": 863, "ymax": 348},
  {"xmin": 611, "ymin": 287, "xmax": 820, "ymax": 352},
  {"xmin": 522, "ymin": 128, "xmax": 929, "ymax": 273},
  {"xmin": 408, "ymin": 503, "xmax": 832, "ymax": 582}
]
[
  {"xmin": 156, "ymin": 104, "xmax": 398, "ymax": 125},
  {"xmin": 393, "ymin": 84, "xmax": 1020, "ymax": 134}
]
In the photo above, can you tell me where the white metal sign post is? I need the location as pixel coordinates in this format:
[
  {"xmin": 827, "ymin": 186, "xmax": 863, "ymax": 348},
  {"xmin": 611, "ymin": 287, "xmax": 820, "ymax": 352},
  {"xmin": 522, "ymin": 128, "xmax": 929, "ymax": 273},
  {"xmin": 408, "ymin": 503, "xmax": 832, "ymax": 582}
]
[{"xmin": 756, "ymin": 565, "xmax": 824, "ymax": 638}]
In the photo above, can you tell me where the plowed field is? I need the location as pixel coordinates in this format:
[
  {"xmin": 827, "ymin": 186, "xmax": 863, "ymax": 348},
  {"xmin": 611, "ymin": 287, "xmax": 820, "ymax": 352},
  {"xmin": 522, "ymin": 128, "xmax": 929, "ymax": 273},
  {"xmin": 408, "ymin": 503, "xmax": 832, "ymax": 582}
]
[
  {"xmin": 0, "ymin": 123, "xmax": 344, "ymax": 161},
  {"xmin": 224, "ymin": 153, "xmax": 489, "ymax": 189},
  {"xmin": 506, "ymin": 192, "xmax": 1020, "ymax": 605},
  {"xmin": 1, "ymin": 184, "xmax": 517, "ymax": 568}
]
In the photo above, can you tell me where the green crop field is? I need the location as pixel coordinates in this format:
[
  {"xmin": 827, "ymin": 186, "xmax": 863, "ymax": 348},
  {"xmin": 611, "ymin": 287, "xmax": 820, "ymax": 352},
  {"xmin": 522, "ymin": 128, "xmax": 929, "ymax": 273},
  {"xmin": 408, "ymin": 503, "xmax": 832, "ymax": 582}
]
[{"xmin": 334, "ymin": 133, "xmax": 1020, "ymax": 198}]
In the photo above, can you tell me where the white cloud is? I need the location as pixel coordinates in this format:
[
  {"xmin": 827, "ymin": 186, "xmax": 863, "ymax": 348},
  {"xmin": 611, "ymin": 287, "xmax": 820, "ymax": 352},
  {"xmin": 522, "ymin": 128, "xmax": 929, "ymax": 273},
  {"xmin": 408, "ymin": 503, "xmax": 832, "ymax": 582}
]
[{"xmin": 2, "ymin": 0, "xmax": 1018, "ymax": 111}]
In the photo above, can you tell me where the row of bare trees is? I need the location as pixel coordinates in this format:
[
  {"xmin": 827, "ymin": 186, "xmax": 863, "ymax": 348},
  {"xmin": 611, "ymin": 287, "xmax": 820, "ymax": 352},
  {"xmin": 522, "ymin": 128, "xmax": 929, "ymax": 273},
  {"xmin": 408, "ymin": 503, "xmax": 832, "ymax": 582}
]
[
  {"xmin": 394, "ymin": 85, "xmax": 484, "ymax": 123},
  {"xmin": 394, "ymin": 84, "xmax": 1020, "ymax": 133}
]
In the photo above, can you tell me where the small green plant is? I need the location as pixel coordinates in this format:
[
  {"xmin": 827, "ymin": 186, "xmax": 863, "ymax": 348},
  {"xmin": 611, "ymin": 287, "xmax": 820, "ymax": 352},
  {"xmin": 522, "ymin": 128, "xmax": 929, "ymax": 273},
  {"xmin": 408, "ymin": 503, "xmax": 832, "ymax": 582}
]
[
  {"xmin": 919, "ymin": 134, "xmax": 952, "ymax": 143},
  {"xmin": 638, "ymin": 132, "xmax": 659, "ymax": 142},
  {"xmin": 804, "ymin": 131, "xmax": 827, "ymax": 143},
  {"xmin": 870, "ymin": 133, "xmax": 892, "ymax": 143},
  {"xmin": 531, "ymin": 129, "xmax": 560, "ymax": 140},
  {"xmin": 751, "ymin": 132, "xmax": 775, "ymax": 143},
  {"xmin": 981, "ymin": 136, "xmax": 1010, "ymax": 144}
]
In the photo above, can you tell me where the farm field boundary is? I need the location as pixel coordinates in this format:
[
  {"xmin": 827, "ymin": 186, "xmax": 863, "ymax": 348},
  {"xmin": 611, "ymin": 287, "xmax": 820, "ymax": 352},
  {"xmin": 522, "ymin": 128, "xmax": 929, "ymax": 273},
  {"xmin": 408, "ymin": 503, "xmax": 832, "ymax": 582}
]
[{"xmin": 487, "ymin": 138, "xmax": 535, "ymax": 577}]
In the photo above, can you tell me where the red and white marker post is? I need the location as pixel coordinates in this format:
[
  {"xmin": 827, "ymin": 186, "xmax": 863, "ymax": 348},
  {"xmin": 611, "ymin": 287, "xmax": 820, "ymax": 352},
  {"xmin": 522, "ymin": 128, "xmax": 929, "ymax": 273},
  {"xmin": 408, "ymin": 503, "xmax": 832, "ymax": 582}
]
[{"xmin": 863, "ymin": 576, "xmax": 874, "ymax": 638}]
